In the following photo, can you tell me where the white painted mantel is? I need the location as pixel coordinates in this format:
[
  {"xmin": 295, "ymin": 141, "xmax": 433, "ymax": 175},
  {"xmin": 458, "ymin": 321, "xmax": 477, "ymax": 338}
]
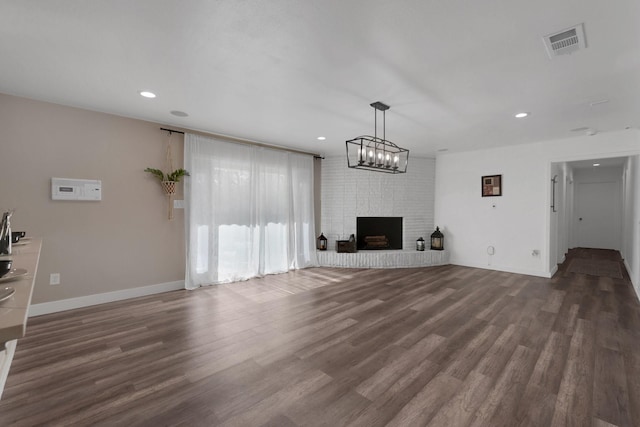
[{"xmin": 317, "ymin": 249, "xmax": 449, "ymax": 268}]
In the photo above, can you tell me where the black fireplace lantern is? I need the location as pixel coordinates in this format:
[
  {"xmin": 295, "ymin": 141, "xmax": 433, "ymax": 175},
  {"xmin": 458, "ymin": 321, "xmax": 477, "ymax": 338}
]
[
  {"xmin": 317, "ymin": 233, "xmax": 328, "ymax": 251},
  {"xmin": 430, "ymin": 227, "xmax": 444, "ymax": 250},
  {"xmin": 416, "ymin": 237, "xmax": 425, "ymax": 251}
]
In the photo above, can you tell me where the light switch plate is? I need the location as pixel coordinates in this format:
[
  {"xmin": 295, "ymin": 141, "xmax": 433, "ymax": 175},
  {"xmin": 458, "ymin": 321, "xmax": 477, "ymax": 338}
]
[
  {"xmin": 173, "ymin": 199, "xmax": 185, "ymax": 209},
  {"xmin": 50, "ymin": 273, "xmax": 60, "ymax": 285}
]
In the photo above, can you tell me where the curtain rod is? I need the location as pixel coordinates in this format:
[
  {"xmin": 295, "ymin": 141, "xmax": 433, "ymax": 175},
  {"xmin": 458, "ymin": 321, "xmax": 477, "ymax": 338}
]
[
  {"xmin": 160, "ymin": 127, "xmax": 184, "ymax": 135},
  {"xmin": 159, "ymin": 126, "xmax": 321, "ymax": 158}
]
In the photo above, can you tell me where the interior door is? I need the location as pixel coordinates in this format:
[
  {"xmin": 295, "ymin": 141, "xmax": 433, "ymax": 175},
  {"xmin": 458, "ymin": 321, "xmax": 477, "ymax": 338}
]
[{"xmin": 574, "ymin": 181, "xmax": 621, "ymax": 250}]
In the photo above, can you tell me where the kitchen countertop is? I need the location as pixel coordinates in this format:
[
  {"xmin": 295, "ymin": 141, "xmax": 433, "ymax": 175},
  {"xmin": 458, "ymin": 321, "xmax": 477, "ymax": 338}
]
[{"xmin": 0, "ymin": 238, "xmax": 41, "ymax": 344}]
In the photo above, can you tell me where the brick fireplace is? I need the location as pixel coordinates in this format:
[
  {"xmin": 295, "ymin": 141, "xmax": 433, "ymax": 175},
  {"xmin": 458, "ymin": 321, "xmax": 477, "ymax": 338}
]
[{"xmin": 317, "ymin": 156, "xmax": 448, "ymax": 268}]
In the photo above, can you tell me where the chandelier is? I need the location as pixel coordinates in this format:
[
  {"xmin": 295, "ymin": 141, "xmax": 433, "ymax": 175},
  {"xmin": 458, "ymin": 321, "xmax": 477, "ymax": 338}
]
[{"xmin": 345, "ymin": 101, "xmax": 409, "ymax": 174}]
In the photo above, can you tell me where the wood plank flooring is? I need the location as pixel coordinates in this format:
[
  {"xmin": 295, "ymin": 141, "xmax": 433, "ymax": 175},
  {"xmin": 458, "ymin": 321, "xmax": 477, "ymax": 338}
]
[{"xmin": 1, "ymin": 248, "xmax": 639, "ymax": 426}]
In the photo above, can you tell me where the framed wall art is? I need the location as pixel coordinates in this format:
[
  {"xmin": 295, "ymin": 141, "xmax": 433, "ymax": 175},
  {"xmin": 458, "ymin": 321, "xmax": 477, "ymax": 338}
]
[{"xmin": 482, "ymin": 174, "xmax": 502, "ymax": 197}]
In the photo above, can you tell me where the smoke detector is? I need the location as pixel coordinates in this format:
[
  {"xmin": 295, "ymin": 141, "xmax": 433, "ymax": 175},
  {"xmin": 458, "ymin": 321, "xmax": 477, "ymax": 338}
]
[{"xmin": 543, "ymin": 24, "xmax": 586, "ymax": 58}]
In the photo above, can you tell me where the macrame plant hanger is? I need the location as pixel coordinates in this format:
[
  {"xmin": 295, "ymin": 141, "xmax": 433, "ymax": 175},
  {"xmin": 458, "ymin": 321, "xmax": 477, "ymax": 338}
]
[{"xmin": 161, "ymin": 132, "xmax": 177, "ymax": 220}]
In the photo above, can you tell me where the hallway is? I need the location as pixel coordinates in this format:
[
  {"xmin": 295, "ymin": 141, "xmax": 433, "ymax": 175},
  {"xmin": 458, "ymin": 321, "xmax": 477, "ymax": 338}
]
[{"xmin": 562, "ymin": 247, "xmax": 627, "ymax": 280}]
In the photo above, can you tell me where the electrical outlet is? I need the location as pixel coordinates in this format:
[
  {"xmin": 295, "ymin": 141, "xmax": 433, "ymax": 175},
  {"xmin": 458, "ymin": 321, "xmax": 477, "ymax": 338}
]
[{"xmin": 50, "ymin": 273, "xmax": 60, "ymax": 285}]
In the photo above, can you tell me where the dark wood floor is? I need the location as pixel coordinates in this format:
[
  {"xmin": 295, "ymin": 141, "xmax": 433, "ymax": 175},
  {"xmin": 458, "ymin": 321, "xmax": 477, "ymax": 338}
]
[{"xmin": 1, "ymin": 248, "xmax": 639, "ymax": 426}]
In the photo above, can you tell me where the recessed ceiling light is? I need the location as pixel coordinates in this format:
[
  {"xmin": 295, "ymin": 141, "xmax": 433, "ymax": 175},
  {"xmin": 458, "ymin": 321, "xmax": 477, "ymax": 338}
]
[
  {"xmin": 317, "ymin": 136, "xmax": 326, "ymax": 141},
  {"xmin": 514, "ymin": 112, "xmax": 529, "ymax": 118},
  {"xmin": 139, "ymin": 91, "xmax": 156, "ymax": 98},
  {"xmin": 593, "ymin": 163, "xmax": 600, "ymax": 167},
  {"xmin": 170, "ymin": 110, "xmax": 189, "ymax": 117}
]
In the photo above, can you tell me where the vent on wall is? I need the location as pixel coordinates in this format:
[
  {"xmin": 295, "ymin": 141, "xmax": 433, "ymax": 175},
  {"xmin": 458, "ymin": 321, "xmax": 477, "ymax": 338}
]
[{"xmin": 543, "ymin": 23, "xmax": 586, "ymax": 58}]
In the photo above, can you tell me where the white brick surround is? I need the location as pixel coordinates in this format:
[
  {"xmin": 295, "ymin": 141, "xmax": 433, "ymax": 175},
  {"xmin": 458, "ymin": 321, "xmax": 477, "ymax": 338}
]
[
  {"xmin": 316, "ymin": 249, "xmax": 448, "ymax": 268},
  {"xmin": 319, "ymin": 155, "xmax": 446, "ymax": 267}
]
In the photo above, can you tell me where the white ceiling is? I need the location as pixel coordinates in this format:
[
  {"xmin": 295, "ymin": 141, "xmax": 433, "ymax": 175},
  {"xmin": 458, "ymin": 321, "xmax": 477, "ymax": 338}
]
[
  {"xmin": 1, "ymin": 1, "xmax": 638, "ymax": 156},
  {"xmin": 568, "ymin": 156, "xmax": 627, "ymax": 169}
]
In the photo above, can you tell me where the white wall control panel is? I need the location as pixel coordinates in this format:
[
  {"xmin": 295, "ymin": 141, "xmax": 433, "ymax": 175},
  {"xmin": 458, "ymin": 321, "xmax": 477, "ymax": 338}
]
[{"xmin": 52, "ymin": 178, "xmax": 102, "ymax": 201}]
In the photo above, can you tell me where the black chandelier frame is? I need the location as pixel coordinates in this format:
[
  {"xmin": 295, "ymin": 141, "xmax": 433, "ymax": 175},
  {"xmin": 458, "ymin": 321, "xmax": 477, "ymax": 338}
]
[{"xmin": 345, "ymin": 102, "xmax": 409, "ymax": 174}]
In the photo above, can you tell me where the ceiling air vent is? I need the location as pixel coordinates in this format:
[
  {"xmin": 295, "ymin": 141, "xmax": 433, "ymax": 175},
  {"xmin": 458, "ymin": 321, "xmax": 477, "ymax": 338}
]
[{"xmin": 543, "ymin": 23, "xmax": 586, "ymax": 58}]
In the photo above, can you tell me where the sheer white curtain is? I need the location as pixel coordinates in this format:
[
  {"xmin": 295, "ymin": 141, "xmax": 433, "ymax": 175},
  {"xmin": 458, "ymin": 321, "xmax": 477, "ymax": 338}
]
[{"xmin": 184, "ymin": 133, "xmax": 317, "ymax": 289}]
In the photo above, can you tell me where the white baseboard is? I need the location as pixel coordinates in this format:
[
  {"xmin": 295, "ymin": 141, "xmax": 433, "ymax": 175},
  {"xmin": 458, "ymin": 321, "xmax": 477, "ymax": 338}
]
[
  {"xmin": 624, "ymin": 259, "xmax": 640, "ymax": 302},
  {"xmin": 450, "ymin": 261, "xmax": 553, "ymax": 278},
  {"xmin": 28, "ymin": 280, "xmax": 185, "ymax": 317}
]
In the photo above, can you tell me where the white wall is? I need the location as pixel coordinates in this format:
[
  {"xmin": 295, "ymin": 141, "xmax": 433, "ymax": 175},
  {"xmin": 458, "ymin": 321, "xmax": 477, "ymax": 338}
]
[
  {"xmin": 633, "ymin": 155, "xmax": 640, "ymax": 292},
  {"xmin": 549, "ymin": 162, "xmax": 571, "ymax": 269},
  {"xmin": 622, "ymin": 155, "xmax": 640, "ymax": 294},
  {"xmin": 320, "ymin": 156, "xmax": 435, "ymax": 251},
  {"xmin": 549, "ymin": 163, "xmax": 562, "ymax": 270},
  {"xmin": 549, "ymin": 162, "xmax": 573, "ymax": 274},
  {"xmin": 558, "ymin": 163, "xmax": 570, "ymax": 262},
  {"xmin": 434, "ymin": 129, "xmax": 640, "ymax": 277},
  {"xmin": 565, "ymin": 165, "xmax": 575, "ymax": 258}
]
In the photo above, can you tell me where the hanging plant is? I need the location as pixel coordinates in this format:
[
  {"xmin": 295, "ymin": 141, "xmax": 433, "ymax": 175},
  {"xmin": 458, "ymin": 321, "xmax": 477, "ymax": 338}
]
[
  {"xmin": 144, "ymin": 168, "xmax": 190, "ymax": 196},
  {"xmin": 144, "ymin": 168, "xmax": 190, "ymax": 183},
  {"xmin": 166, "ymin": 168, "xmax": 190, "ymax": 182},
  {"xmin": 146, "ymin": 131, "xmax": 190, "ymax": 220},
  {"xmin": 143, "ymin": 167, "xmax": 165, "ymax": 181}
]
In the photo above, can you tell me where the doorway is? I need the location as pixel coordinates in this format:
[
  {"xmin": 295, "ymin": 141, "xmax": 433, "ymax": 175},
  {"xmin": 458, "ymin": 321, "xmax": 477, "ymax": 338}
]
[
  {"xmin": 548, "ymin": 157, "xmax": 629, "ymax": 275},
  {"xmin": 574, "ymin": 180, "xmax": 621, "ymax": 250},
  {"xmin": 570, "ymin": 162, "xmax": 623, "ymax": 251}
]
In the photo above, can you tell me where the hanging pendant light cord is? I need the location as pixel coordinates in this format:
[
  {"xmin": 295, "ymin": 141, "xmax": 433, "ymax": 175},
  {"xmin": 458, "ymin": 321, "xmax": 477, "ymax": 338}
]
[
  {"xmin": 374, "ymin": 107, "xmax": 377, "ymax": 140},
  {"xmin": 383, "ymin": 110, "xmax": 386, "ymax": 141},
  {"xmin": 372, "ymin": 106, "xmax": 386, "ymax": 141}
]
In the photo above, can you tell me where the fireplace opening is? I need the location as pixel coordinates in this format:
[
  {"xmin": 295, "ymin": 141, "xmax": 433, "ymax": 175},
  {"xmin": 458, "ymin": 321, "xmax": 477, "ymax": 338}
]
[{"xmin": 357, "ymin": 217, "xmax": 402, "ymax": 250}]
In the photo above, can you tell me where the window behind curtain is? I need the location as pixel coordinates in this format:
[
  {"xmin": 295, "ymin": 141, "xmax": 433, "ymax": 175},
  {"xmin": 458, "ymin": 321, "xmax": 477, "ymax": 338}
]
[{"xmin": 184, "ymin": 133, "xmax": 317, "ymax": 289}]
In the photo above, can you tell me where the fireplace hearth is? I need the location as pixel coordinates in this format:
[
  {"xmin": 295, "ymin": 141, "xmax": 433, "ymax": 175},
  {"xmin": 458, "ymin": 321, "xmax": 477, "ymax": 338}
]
[{"xmin": 357, "ymin": 217, "xmax": 402, "ymax": 250}]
